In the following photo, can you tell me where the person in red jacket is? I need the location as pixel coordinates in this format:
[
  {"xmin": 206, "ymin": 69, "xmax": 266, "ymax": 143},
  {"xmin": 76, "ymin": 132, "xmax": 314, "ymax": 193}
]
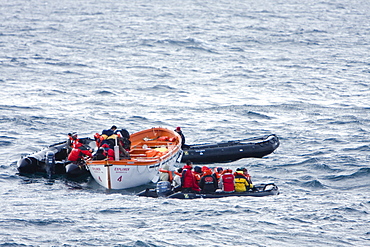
[
  {"xmin": 219, "ymin": 168, "xmax": 235, "ymax": 193},
  {"xmin": 67, "ymin": 142, "xmax": 93, "ymax": 164},
  {"xmin": 181, "ymin": 160, "xmax": 200, "ymax": 193},
  {"xmin": 101, "ymin": 144, "xmax": 115, "ymax": 160}
]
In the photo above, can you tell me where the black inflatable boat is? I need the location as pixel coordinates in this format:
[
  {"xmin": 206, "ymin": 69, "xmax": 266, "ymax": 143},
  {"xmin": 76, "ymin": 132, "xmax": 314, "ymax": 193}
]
[
  {"xmin": 180, "ymin": 134, "xmax": 279, "ymax": 163},
  {"xmin": 17, "ymin": 138, "xmax": 95, "ymax": 179},
  {"xmin": 137, "ymin": 182, "xmax": 279, "ymax": 199}
]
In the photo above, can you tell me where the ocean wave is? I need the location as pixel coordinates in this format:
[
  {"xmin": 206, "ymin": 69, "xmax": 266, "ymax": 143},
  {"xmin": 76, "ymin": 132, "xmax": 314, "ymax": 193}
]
[
  {"xmin": 44, "ymin": 61, "xmax": 87, "ymax": 67},
  {"xmin": 137, "ymin": 84, "xmax": 176, "ymax": 91},
  {"xmin": 325, "ymin": 168, "xmax": 370, "ymax": 181},
  {"xmin": 7, "ymin": 218, "xmax": 75, "ymax": 226},
  {"xmin": 97, "ymin": 90, "xmax": 115, "ymax": 95},
  {"xmin": 301, "ymin": 179, "xmax": 326, "ymax": 189},
  {"xmin": 342, "ymin": 145, "xmax": 370, "ymax": 152},
  {"xmin": 98, "ymin": 208, "xmax": 123, "ymax": 214}
]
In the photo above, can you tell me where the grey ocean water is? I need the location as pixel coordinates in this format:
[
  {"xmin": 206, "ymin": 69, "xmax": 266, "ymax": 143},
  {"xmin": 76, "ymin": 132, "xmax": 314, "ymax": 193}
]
[{"xmin": 1, "ymin": 0, "xmax": 370, "ymax": 246}]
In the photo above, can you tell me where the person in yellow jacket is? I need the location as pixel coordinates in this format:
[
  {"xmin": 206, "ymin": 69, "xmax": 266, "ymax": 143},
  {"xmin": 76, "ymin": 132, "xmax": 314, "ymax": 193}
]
[{"xmin": 234, "ymin": 168, "xmax": 253, "ymax": 192}]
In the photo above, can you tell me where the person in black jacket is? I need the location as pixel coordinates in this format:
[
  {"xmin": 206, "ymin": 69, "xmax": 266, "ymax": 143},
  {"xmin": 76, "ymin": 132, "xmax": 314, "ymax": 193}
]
[
  {"xmin": 174, "ymin": 127, "xmax": 189, "ymax": 149},
  {"xmin": 199, "ymin": 166, "xmax": 218, "ymax": 193}
]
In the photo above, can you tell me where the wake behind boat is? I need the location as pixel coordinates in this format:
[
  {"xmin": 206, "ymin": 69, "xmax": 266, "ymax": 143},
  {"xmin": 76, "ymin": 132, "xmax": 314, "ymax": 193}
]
[
  {"xmin": 86, "ymin": 127, "xmax": 182, "ymax": 190},
  {"xmin": 181, "ymin": 134, "xmax": 279, "ymax": 163}
]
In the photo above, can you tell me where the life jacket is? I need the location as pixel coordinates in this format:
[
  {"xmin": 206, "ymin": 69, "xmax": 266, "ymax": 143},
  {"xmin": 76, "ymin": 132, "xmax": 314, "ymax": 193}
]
[
  {"xmin": 213, "ymin": 168, "xmax": 223, "ymax": 179},
  {"xmin": 193, "ymin": 172, "xmax": 201, "ymax": 184},
  {"xmin": 155, "ymin": 147, "xmax": 168, "ymax": 157},
  {"xmin": 107, "ymin": 134, "xmax": 118, "ymax": 140},
  {"xmin": 220, "ymin": 173, "xmax": 235, "ymax": 192},
  {"xmin": 68, "ymin": 135, "xmax": 80, "ymax": 149},
  {"xmin": 244, "ymin": 173, "xmax": 252, "ymax": 184},
  {"xmin": 168, "ymin": 137, "xmax": 176, "ymax": 142},
  {"xmin": 158, "ymin": 136, "xmax": 169, "ymax": 141},
  {"xmin": 146, "ymin": 149, "xmax": 158, "ymax": 157},
  {"xmin": 94, "ymin": 133, "xmax": 101, "ymax": 147},
  {"xmin": 234, "ymin": 172, "xmax": 251, "ymax": 192}
]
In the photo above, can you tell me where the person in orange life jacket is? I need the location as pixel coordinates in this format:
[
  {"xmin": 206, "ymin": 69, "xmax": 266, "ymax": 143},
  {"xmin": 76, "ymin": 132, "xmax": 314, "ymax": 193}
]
[
  {"xmin": 174, "ymin": 127, "xmax": 189, "ymax": 149},
  {"xmin": 193, "ymin": 166, "xmax": 202, "ymax": 184},
  {"xmin": 212, "ymin": 167, "xmax": 223, "ymax": 188},
  {"xmin": 101, "ymin": 143, "xmax": 115, "ymax": 160},
  {"xmin": 67, "ymin": 142, "xmax": 93, "ymax": 164},
  {"xmin": 234, "ymin": 168, "xmax": 253, "ymax": 192},
  {"xmin": 181, "ymin": 160, "xmax": 200, "ymax": 193},
  {"xmin": 219, "ymin": 168, "xmax": 235, "ymax": 192},
  {"xmin": 66, "ymin": 132, "xmax": 78, "ymax": 154},
  {"xmin": 199, "ymin": 166, "xmax": 218, "ymax": 193}
]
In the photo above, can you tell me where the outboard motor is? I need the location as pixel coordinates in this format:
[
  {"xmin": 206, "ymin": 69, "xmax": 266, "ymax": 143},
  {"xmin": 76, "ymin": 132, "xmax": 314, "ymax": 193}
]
[
  {"xmin": 45, "ymin": 151, "xmax": 55, "ymax": 179},
  {"xmin": 156, "ymin": 181, "xmax": 172, "ymax": 197}
]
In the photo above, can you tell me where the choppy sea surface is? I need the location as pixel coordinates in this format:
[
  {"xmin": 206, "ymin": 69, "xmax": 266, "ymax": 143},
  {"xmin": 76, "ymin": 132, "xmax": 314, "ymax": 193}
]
[{"xmin": 1, "ymin": 0, "xmax": 370, "ymax": 246}]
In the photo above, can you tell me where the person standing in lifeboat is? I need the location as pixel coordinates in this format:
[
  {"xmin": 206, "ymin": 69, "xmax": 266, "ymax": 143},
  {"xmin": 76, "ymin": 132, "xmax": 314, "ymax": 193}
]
[
  {"xmin": 174, "ymin": 127, "xmax": 188, "ymax": 149},
  {"xmin": 66, "ymin": 132, "xmax": 79, "ymax": 154},
  {"xmin": 219, "ymin": 168, "xmax": 235, "ymax": 193},
  {"xmin": 181, "ymin": 160, "xmax": 200, "ymax": 193}
]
